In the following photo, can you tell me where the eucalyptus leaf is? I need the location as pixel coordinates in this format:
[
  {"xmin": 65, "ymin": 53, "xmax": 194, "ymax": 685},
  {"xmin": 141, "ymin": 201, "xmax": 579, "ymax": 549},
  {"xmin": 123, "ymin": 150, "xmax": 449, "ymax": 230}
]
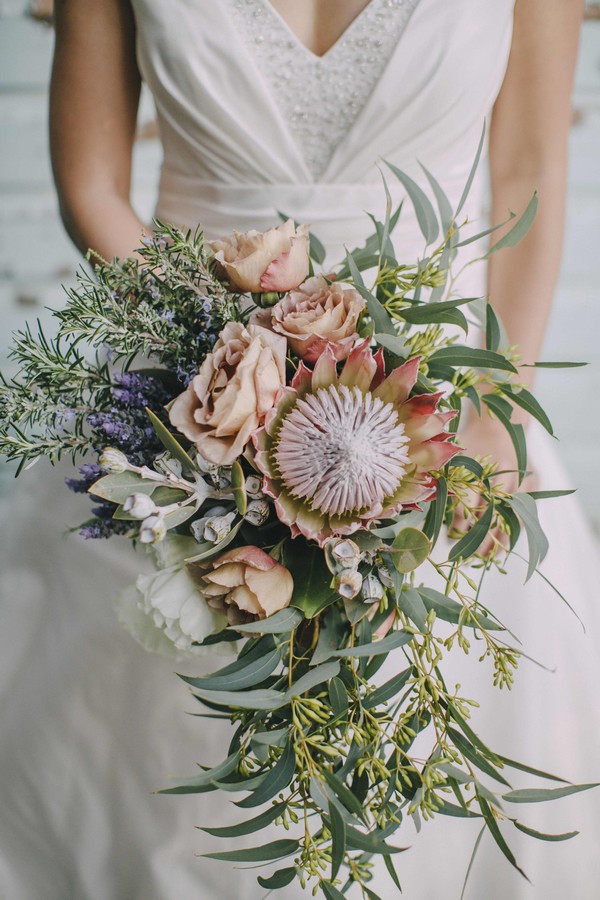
[
  {"xmin": 89, "ymin": 471, "xmax": 157, "ymax": 504},
  {"xmin": 455, "ymin": 121, "xmax": 486, "ymax": 218},
  {"xmin": 499, "ymin": 385, "xmax": 553, "ymax": 436},
  {"xmin": 385, "ymin": 161, "xmax": 439, "ymax": 245},
  {"xmin": 423, "ymin": 476, "xmax": 447, "ymax": 546},
  {"xmin": 345, "ymin": 251, "xmax": 396, "ymax": 335},
  {"xmin": 192, "ymin": 686, "xmax": 287, "ymax": 711},
  {"xmin": 345, "ymin": 824, "xmax": 407, "ymax": 855},
  {"xmin": 506, "ymin": 493, "xmax": 549, "ymax": 582},
  {"xmin": 325, "ymin": 631, "xmax": 413, "ymax": 661},
  {"xmin": 448, "ymin": 501, "xmax": 494, "ymax": 562},
  {"xmin": 230, "ymin": 460, "xmax": 247, "ymax": 515},
  {"xmin": 286, "ymin": 542, "xmax": 338, "ymax": 619},
  {"xmin": 485, "ymin": 192, "xmax": 538, "ymax": 258},
  {"xmin": 428, "ymin": 346, "xmax": 517, "ymax": 374},
  {"xmin": 398, "ymin": 586, "xmax": 429, "ymax": 630},
  {"xmin": 199, "ymin": 802, "xmax": 286, "ymax": 838},
  {"xmin": 234, "ymin": 606, "xmax": 304, "ymax": 634},
  {"xmin": 285, "ymin": 661, "xmax": 340, "ymax": 699},
  {"xmin": 513, "ymin": 821, "xmax": 579, "ymax": 842},
  {"xmin": 236, "ymin": 741, "xmax": 296, "ymax": 809},
  {"xmin": 477, "ymin": 794, "xmax": 529, "ymax": 881},
  {"xmin": 485, "ymin": 302, "xmax": 501, "ymax": 352},
  {"xmin": 322, "ymin": 770, "xmax": 368, "ymax": 824},
  {"xmin": 503, "ymin": 783, "xmax": 599, "ymax": 804},
  {"xmin": 180, "ymin": 646, "xmax": 281, "ymax": 692},
  {"xmin": 329, "ymin": 801, "xmax": 347, "ymax": 880},
  {"xmin": 257, "ymin": 867, "xmax": 298, "ymax": 890},
  {"xmin": 363, "ymin": 666, "xmax": 413, "ymax": 709},
  {"xmin": 158, "ymin": 750, "xmax": 241, "ymax": 794},
  {"xmin": 420, "ymin": 162, "xmax": 453, "ymax": 233},
  {"xmin": 391, "ymin": 527, "xmax": 431, "ymax": 573},
  {"xmin": 201, "ymin": 839, "xmax": 299, "ymax": 863},
  {"xmin": 449, "ymin": 728, "xmax": 511, "ymax": 787},
  {"xmin": 145, "ymin": 407, "xmax": 197, "ymax": 470},
  {"xmin": 320, "ymin": 883, "xmax": 346, "ymax": 900}
]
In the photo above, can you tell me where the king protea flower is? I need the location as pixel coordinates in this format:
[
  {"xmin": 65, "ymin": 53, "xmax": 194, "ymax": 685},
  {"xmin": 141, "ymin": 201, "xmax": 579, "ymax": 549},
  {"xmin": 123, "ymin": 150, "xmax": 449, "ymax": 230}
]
[{"xmin": 252, "ymin": 341, "xmax": 460, "ymax": 546}]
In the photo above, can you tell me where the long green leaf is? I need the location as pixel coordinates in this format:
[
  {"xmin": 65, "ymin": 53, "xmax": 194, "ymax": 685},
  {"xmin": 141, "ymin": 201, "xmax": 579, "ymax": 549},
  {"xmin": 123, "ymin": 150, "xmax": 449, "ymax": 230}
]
[
  {"xmin": 234, "ymin": 606, "xmax": 304, "ymax": 634},
  {"xmin": 482, "ymin": 394, "xmax": 527, "ymax": 480},
  {"xmin": 429, "ymin": 345, "xmax": 518, "ymax": 373},
  {"xmin": 398, "ymin": 586, "xmax": 429, "ymax": 631},
  {"xmin": 257, "ymin": 867, "xmax": 298, "ymax": 890},
  {"xmin": 449, "ymin": 728, "xmax": 511, "ymax": 787},
  {"xmin": 363, "ymin": 666, "xmax": 413, "ymax": 710},
  {"xmin": 420, "ymin": 162, "xmax": 453, "ymax": 233},
  {"xmin": 158, "ymin": 750, "xmax": 241, "ymax": 794},
  {"xmin": 325, "ymin": 631, "xmax": 413, "ymax": 660},
  {"xmin": 322, "ymin": 770, "xmax": 368, "ymax": 824},
  {"xmin": 329, "ymin": 801, "xmax": 347, "ymax": 880},
  {"xmin": 485, "ymin": 192, "xmax": 538, "ymax": 257},
  {"xmin": 423, "ymin": 476, "xmax": 447, "ymax": 547},
  {"xmin": 180, "ymin": 646, "xmax": 281, "ymax": 692},
  {"xmin": 499, "ymin": 385, "xmax": 553, "ymax": 435},
  {"xmin": 495, "ymin": 754, "xmax": 569, "ymax": 784},
  {"xmin": 145, "ymin": 407, "xmax": 196, "ymax": 470},
  {"xmin": 478, "ymin": 794, "xmax": 529, "ymax": 881},
  {"xmin": 201, "ymin": 839, "xmax": 299, "ymax": 862},
  {"xmin": 286, "ymin": 661, "xmax": 340, "ymax": 700},
  {"xmin": 236, "ymin": 741, "xmax": 296, "ymax": 809},
  {"xmin": 460, "ymin": 825, "xmax": 486, "ymax": 900},
  {"xmin": 199, "ymin": 802, "xmax": 285, "ymax": 838},
  {"xmin": 449, "ymin": 501, "xmax": 494, "ymax": 561},
  {"xmin": 503, "ymin": 783, "xmax": 599, "ymax": 804},
  {"xmin": 513, "ymin": 821, "xmax": 579, "ymax": 842},
  {"xmin": 320, "ymin": 883, "xmax": 346, "ymax": 900},
  {"xmin": 456, "ymin": 121, "xmax": 486, "ymax": 218},
  {"xmin": 89, "ymin": 471, "xmax": 157, "ymax": 504},
  {"xmin": 345, "ymin": 824, "xmax": 407, "ymax": 855},
  {"xmin": 192, "ymin": 686, "xmax": 287, "ymax": 711},
  {"xmin": 506, "ymin": 492, "xmax": 549, "ymax": 582},
  {"xmin": 386, "ymin": 161, "xmax": 439, "ymax": 244}
]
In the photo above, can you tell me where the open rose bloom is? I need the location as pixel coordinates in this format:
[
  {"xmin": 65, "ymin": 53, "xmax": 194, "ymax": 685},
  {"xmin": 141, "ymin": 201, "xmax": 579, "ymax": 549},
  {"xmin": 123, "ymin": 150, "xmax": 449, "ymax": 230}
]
[{"xmin": 209, "ymin": 219, "xmax": 310, "ymax": 293}]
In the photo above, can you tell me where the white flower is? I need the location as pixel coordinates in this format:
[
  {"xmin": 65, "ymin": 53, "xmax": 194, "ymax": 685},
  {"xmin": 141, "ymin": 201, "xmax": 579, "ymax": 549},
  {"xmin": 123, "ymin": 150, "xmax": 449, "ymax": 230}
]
[
  {"xmin": 114, "ymin": 565, "xmax": 226, "ymax": 660},
  {"xmin": 124, "ymin": 493, "xmax": 159, "ymax": 519},
  {"xmin": 139, "ymin": 514, "xmax": 167, "ymax": 544},
  {"xmin": 99, "ymin": 447, "xmax": 129, "ymax": 473}
]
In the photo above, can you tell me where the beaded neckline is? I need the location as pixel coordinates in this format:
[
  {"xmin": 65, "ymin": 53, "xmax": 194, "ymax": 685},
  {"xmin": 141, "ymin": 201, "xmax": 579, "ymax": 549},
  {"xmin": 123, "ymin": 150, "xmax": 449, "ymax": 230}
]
[{"xmin": 227, "ymin": 0, "xmax": 421, "ymax": 180}]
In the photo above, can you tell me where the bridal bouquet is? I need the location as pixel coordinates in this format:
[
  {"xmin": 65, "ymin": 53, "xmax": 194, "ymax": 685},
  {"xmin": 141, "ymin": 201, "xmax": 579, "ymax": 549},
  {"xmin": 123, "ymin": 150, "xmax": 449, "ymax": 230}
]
[{"xmin": 0, "ymin": 152, "xmax": 593, "ymax": 897}]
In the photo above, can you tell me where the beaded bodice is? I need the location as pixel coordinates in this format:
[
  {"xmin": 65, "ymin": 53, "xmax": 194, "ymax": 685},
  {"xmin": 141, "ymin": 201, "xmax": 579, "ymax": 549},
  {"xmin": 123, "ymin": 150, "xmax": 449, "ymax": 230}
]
[{"xmin": 226, "ymin": 0, "xmax": 421, "ymax": 179}]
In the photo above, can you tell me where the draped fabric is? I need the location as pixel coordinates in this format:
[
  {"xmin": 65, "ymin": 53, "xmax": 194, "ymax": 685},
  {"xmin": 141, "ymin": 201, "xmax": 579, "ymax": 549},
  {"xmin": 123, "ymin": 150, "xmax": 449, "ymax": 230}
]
[{"xmin": 1, "ymin": 2, "xmax": 599, "ymax": 898}]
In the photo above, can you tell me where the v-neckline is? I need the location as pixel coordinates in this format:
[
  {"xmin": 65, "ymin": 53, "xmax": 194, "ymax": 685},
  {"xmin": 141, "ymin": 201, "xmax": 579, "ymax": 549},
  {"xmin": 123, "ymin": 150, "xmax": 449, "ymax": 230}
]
[{"xmin": 254, "ymin": 0, "xmax": 378, "ymax": 62}]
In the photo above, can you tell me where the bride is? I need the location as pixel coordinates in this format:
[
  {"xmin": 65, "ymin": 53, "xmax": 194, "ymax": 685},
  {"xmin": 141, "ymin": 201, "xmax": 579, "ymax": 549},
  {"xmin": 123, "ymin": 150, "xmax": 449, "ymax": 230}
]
[{"xmin": 1, "ymin": 0, "xmax": 598, "ymax": 897}]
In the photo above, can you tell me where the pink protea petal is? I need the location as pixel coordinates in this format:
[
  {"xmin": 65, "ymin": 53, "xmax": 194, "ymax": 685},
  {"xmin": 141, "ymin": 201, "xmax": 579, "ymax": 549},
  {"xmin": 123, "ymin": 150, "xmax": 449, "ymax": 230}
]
[
  {"xmin": 400, "ymin": 391, "xmax": 445, "ymax": 416},
  {"xmin": 300, "ymin": 334, "xmax": 358, "ymax": 364},
  {"xmin": 402, "ymin": 410, "xmax": 457, "ymax": 444},
  {"xmin": 411, "ymin": 439, "xmax": 461, "ymax": 472},
  {"xmin": 371, "ymin": 347, "xmax": 386, "ymax": 390},
  {"xmin": 339, "ymin": 340, "xmax": 377, "ymax": 393},
  {"xmin": 310, "ymin": 343, "xmax": 339, "ymax": 391},
  {"xmin": 372, "ymin": 355, "xmax": 421, "ymax": 406},
  {"xmin": 290, "ymin": 362, "xmax": 313, "ymax": 393}
]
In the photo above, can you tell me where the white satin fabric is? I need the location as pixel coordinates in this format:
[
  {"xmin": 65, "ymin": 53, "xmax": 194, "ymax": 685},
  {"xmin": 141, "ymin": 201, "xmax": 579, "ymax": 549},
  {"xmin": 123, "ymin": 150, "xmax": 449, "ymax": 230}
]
[{"xmin": 1, "ymin": 2, "xmax": 599, "ymax": 898}]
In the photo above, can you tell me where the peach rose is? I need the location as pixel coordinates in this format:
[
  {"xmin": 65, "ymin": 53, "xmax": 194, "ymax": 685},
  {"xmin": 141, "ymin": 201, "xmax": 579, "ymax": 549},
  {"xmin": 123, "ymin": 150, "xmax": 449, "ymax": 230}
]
[
  {"xmin": 209, "ymin": 219, "xmax": 310, "ymax": 294},
  {"xmin": 169, "ymin": 322, "xmax": 286, "ymax": 466},
  {"xmin": 264, "ymin": 275, "xmax": 365, "ymax": 363},
  {"xmin": 189, "ymin": 546, "xmax": 294, "ymax": 626}
]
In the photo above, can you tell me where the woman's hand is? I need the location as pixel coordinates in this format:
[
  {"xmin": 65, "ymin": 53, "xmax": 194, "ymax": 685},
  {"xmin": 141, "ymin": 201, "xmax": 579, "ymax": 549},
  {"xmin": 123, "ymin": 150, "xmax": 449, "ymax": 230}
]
[{"xmin": 450, "ymin": 414, "xmax": 538, "ymax": 558}]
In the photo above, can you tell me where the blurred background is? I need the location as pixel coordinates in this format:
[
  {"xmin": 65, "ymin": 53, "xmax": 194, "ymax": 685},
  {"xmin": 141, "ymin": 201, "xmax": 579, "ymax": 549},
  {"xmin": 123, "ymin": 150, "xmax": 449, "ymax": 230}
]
[{"xmin": 0, "ymin": 1, "xmax": 599, "ymax": 531}]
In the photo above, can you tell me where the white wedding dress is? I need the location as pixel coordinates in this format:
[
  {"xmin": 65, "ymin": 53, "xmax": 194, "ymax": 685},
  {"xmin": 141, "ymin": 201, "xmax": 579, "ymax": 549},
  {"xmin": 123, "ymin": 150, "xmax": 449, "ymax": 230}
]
[{"xmin": 1, "ymin": 1, "xmax": 599, "ymax": 898}]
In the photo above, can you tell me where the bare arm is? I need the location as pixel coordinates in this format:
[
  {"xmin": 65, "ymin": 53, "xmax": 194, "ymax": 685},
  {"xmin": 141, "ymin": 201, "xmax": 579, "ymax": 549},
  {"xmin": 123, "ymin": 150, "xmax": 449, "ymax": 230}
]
[
  {"xmin": 486, "ymin": 0, "xmax": 583, "ymax": 406},
  {"xmin": 50, "ymin": 0, "xmax": 146, "ymax": 261},
  {"xmin": 453, "ymin": 0, "xmax": 583, "ymax": 548}
]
